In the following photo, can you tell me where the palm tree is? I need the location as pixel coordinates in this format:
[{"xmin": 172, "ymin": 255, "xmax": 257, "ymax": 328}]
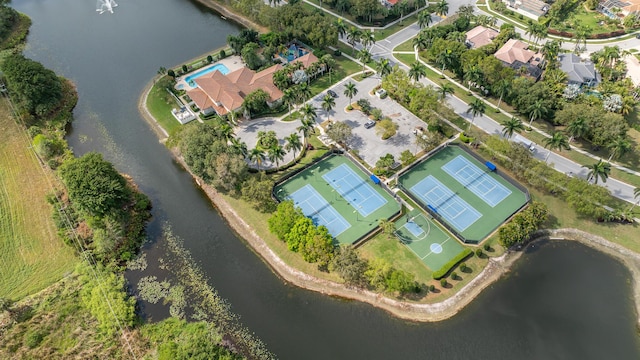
[
  {"xmin": 500, "ymin": 117, "xmax": 525, "ymax": 138},
  {"xmin": 230, "ymin": 137, "xmax": 248, "ymax": 158},
  {"xmin": 343, "ymin": 82, "xmax": 358, "ymax": 106},
  {"xmin": 285, "ymin": 133, "xmax": 303, "ymax": 161},
  {"xmin": 334, "ymin": 18, "xmax": 347, "ymax": 38},
  {"xmin": 300, "ymin": 103, "xmax": 317, "ymax": 123},
  {"xmin": 322, "ymin": 93, "xmax": 336, "ymax": 122},
  {"xmin": 357, "ymin": 48, "xmax": 372, "ymax": 74},
  {"xmin": 248, "ymin": 147, "xmax": 266, "ymax": 170},
  {"xmin": 321, "ymin": 54, "xmax": 336, "ymax": 83},
  {"xmin": 361, "ymin": 30, "xmax": 376, "ymax": 50},
  {"xmin": 543, "ymin": 131, "xmax": 570, "ymax": 162},
  {"xmin": 527, "ymin": 100, "xmax": 546, "ymax": 126},
  {"xmin": 412, "ymin": 30, "xmax": 433, "ymax": 51},
  {"xmin": 346, "ymin": 27, "xmax": 362, "ymax": 55},
  {"xmin": 463, "ymin": 65, "xmax": 482, "ymax": 93},
  {"xmin": 397, "ymin": 0, "xmax": 411, "ymax": 25},
  {"xmin": 282, "ymin": 88, "xmax": 296, "ymax": 114},
  {"xmin": 493, "ymin": 79, "xmax": 511, "ymax": 110},
  {"xmin": 408, "ymin": 61, "xmax": 427, "ymax": 83},
  {"xmin": 435, "ymin": 0, "xmax": 448, "ymax": 17},
  {"xmin": 566, "ymin": 117, "xmax": 588, "ymax": 142},
  {"xmin": 297, "ymin": 117, "xmax": 316, "ymax": 145},
  {"xmin": 466, "ymin": 98, "xmax": 486, "ymax": 131},
  {"xmin": 607, "ymin": 137, "xmax": 632, "ymax": 162},
  {"xmin": 584, "ymin": 160, "xmax": 611, "ymax": 184},
  {"xmin": 376, "ymin": 58, "xmax": 392, "ymax": 83},
  {"xmin": 217, "ymin": 122, "xmax": 235, "ymax": 143},
  {"xmin": 438, "ymin": 83, "xmax": 455, "ymax": 102},
  {"xmin": 296, "ymin": 83, "xmax": 312, "ymax": 104},
  {"xmin": 629, "ymin": 187, "xmax": 640, "ymax": 211},
  {"xmin": 268, "ymin": 144, "xmax": 286, "ymax": 170},
  {"xmin": 436, "ymin": 49, "xmax": 455, "ymax": 76},
  {"xmin": 418, "ymin": 10, "xmax": 432, "ymax": 29}
]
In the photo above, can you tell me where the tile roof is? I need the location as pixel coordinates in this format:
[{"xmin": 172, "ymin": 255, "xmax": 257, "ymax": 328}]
[
  {"xmin": 465, "ymin": 25, "xmax": 499, "ymax": 48},
  {"xmin": 188, "ymin": 52, "xmax": 318, "ymax": 115},
  {"xmin": 494, "ymin": 39, "xmax": 536, "ymax": 65}
]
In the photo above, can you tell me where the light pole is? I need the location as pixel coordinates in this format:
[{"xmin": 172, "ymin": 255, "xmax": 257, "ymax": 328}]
[{"xmin": 353, "ymin": 209, "xmax": 358, "ymax": 222}]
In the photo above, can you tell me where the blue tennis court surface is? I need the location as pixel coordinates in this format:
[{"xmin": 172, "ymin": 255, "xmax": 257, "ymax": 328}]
[
  {"xmin": 288, "ymin": 184, "xmax": 351, "ymax": 237},
  {"xmin": 322, "ymin": 164, "xmax": 388, "ymax": 217},
  {"xmin": 442, "ymin": 155, "xmax": 512, "ymax": 207},
  {"xmin": 410, "ymin": 175, "xmax": 482, "ymax": 232},
  {"xmin": 405, "ymin": 221, "xmax": 424, "ymax": 237}
]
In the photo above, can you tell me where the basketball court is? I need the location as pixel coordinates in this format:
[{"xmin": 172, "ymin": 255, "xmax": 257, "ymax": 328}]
[{"xmin": 394, "ymin": 209, "xmax": 466, "ymax": 271}]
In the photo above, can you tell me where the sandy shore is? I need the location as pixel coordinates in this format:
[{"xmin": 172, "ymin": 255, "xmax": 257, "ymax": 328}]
[{"xmin": 137, "ymin": 77, "xmax": 640, "ymax": 324}]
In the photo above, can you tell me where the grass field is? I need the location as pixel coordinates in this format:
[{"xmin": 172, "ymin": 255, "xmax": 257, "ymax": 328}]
[
  {"xmin": 399, "ymin": 145, "xmax": 528, "ymax": 243},
  {"xmin": 0, "ymin": 100, "xmax": 76, "ymax": 300},
  {"xmin": 274, "ymin": 154, "xmax": 400, "ymax": 244},
  {"xmin": 146, "ymin": 78, "xmax": 182, "ymax": 136}
]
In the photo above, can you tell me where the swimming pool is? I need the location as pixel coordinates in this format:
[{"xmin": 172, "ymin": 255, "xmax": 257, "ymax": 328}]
[{"xmin": 185, "ymin": 63, "xmax": 230, "ymax": 87}]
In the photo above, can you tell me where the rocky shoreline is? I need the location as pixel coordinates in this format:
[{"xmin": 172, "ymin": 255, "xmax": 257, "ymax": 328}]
[{"xmin": 137, "ymin": 77, "xmax": 640, "ymax": 326}]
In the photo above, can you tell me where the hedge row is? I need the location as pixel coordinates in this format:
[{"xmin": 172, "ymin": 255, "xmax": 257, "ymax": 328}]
[
  {"xmin": 432, "ymin": 248, "xmax": 473, "ymax": 280},
  {"xmin": 548, "ymin": 28, "xmax": 626, "ymax": 39}
]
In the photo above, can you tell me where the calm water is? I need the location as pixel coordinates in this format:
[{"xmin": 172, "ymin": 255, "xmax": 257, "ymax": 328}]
[{"xmin": 12, "ymin": 0, "xmax": 640, "ymax": 358}]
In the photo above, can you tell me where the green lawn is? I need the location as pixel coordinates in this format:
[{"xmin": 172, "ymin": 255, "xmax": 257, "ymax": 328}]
[
  {"xmin": 0, "ymin": 101, "xmax": 77, "ymax": 300},
  {"xmin": 146, "ymin": 78, "xmax": 182, "ymax": 136},
  {"xmin": 394, "ymin": 37, "xmax": 415, "ymax": 52},
  {"xmin": 310, "ymin": 54, "xmax": 361, "ymax": 95}
]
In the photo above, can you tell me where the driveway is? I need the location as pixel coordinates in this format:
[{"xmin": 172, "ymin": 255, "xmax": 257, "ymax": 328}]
[
  {"xmin": 235, "ymin": 117, "xmax": 302, "ymax": 169},
  {"xmin": 311, "ymin": 76, "xmax": 426, "ymax": 167}
]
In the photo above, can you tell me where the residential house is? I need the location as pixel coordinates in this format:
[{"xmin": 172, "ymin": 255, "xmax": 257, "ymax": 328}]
[
  {"xmin": 502, "ymin": 0, "xmax": 550, "ymax": 20},
  {"xmin": 381, "ymin": 0, "xmax": 400, "ymax": 8},
  {"xmin": 598, "ymin": 0, "xmax": 640, "ymax": 18},
  {"xmin": 558, "ymin": 53, "xmax": 600, "ymax": 87},
  {"xmin": 494, "ymin": 39, "xmax": 543, "ymax": 79},
  {"xmin": 188, "ymin": 53, "xmax": 318, "ymax": 116},
  {"xmin": 465, "ymin": 25, "xmax": 499, "ymax": 49}
]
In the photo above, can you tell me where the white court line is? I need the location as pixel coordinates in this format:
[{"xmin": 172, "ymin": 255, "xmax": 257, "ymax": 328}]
[{"xmin": 421, "ymin": 236, "xmax": 453, "ymax": 260}]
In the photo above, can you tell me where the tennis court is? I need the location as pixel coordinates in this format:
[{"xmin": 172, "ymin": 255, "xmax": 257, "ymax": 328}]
[
  {"xmin": 410, "ymin": 175, "xmax": 482, "ymax": 232},
  {"xmin": 274, "ymin": 154, "xmax": 400, "ymax": 244},
  {"xmin": 398, "ymin": 145, "xmax": 528, "ymax": 243},
  {"xmin": 322, "ymin": 164, "xmax": 387, "ymax": 217},
  {"xmin": 394, "ymin": 210, "xmax": 466, "ymax": 271},
  {"xmin": 288, "ymin": 185, "xmax": 351, "ymax": 237},
  {"xmin": 442, "ymin": 155, "xmax": 511, "ymax": 207}
]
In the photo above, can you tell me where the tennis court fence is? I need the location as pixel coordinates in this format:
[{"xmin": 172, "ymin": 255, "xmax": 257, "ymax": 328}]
[{"xmin": 397, "ymin": 183, "xmax": 471, "ymax": 244}]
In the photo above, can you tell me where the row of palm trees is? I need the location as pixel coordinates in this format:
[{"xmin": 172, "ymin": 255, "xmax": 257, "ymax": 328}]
[{"xmin": 495, "ymin": 115, "xmax": 625, "ymax": 185}]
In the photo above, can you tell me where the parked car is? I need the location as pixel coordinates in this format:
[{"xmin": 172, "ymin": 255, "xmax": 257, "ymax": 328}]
[
  {"xmin": 364, "ymin": 121, "xmax": 376, "ymax": 129},
  {"xmin": 327, "ymin": 90, "xmax": 338, "ymax": 98}
]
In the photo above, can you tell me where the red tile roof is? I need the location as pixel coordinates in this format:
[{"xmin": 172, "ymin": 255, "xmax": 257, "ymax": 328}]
[{"xmin": 188, "ymin": 52, "xmax": 318, "ymax": 115}]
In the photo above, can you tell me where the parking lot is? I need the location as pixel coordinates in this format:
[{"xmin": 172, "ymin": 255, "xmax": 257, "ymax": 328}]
[{"xmin": 309, "ymin": 76, "xmax": 427, "ymax": 167}]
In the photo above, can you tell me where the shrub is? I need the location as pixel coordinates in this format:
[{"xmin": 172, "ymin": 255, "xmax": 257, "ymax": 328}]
[
  {"xmin": 24, "ymin": 331, "xmax": 44, "ymax": 349},
  {"xmin": 219, "ymin": 49, "xmax": 226, "ymax": 59},
  {"xmin": 206, "ymin": 55, "xmax": 213, "ymax": 63},
  {"xmin": 334, "ymin": 49, "xmax": 342, "ymax": 56},
  {"xmin": 432, "ymin": 248, "xmax": 473, "ymax": 279},
  {"xmin": 429, "ymin": 284, "xmax": 436, "ymax": 292},
  {"xmin": 483, "ymin": 243, "xmax": 491, "ymax": 251},
  {"xmin": 459, "ymin": 263, "xmax": 467, "ymax": 272},
  {"xmin": 440, "ymin": 278, "xmax": 448, "ymax": 287},
  {"xmin": 181, "ymin": 64, "xmax": 188, "ymax": 73},
  {"xmin": 167, "ymin": 69, "xmax": 175, "ymax": 78},
  {"xmin": 451, "ymin": 271, "xmax": 458, "ymax": 280},
  {"xmin": 475, "ymin": 248, "xmax": 483, "ymax": 257}
]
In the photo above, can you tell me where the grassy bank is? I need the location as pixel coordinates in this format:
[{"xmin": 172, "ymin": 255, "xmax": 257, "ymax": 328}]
[
  {"xmin": 0, "ymin": 100, "xmax": 76, "ymax": 300},
  {"xmin": 145, "ymin": 77, "xmax": 182, "ymax": 136}
]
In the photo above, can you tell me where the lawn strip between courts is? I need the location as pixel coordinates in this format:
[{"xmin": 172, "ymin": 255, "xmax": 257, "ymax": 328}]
[{"xmin": 274, "ymin": 154, "xmax": 400, "ymax": 245}]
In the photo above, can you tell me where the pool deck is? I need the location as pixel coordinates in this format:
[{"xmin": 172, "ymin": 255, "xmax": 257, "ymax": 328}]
[{"xmin": 174, "ymin": 55, "xmax": 245, "ymax": 90}]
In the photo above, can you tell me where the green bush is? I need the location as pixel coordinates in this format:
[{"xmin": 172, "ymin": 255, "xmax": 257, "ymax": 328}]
[
  {"xmin": 475, "ymin": 248, "xmax": 483, "ymax": 257},
  {"xmin": 24, "ymin": 331, "xmax": 44, "ymax": 349},
  {"xmin": 440, "ymin": 278, "xmax": 448, "ymax": 287},
  {"xmin": 333, "ymin": 49, "xmax": 342, "ymax": 56},
  {"xmin": 483, "ymin": 243, "xmax": 491, "ymax": 251},
  {"xmin": 459, "ymin": 263, "xmax": 467, "ymax": 272},
  {"xmin": 451, "ymin": 271, "xmax": 458, "ymax": 280},
  {"xmin": 429, "ymin": 284, "xmax": 436, "ymax": 292},
  {"xmin": 432, "ymin": 248, "xmax": 473, "ymax": 279},
  {"xmin": 219, "ymin": 49, "xmax": 226, "ymax": 59}
]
